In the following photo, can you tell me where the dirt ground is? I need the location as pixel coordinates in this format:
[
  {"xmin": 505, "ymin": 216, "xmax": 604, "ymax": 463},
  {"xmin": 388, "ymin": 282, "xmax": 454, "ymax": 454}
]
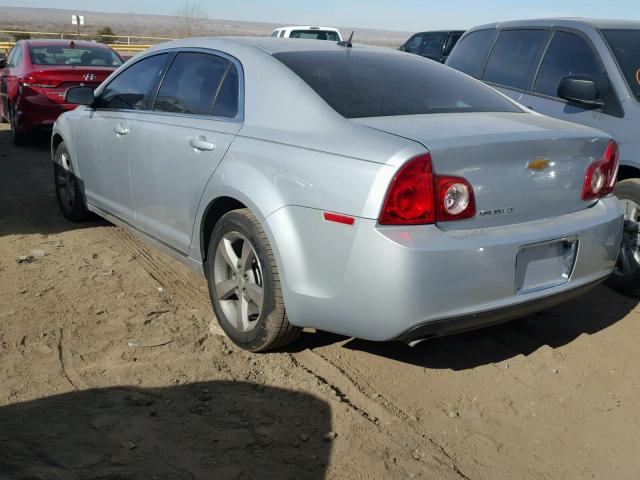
[{"xmin": 0, "ymin": 122, "xmax": 639, "ymax": 480}]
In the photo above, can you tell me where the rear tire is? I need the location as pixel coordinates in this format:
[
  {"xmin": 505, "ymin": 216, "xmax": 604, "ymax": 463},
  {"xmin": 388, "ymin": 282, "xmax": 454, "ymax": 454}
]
[
  {"xmin": 9, "ymin": 105, "xmax": 28, "ymax": 146},
  {"xmin": 54, "ymin": 141, "xmax": 89, "ymax": 222},
  {"xmin": 606, "ymin": 178, "xmax": 640, "ymax": 297},
  {"xmin": 205, "ymin": 208, "xmax": 301, "ymax": 352}
]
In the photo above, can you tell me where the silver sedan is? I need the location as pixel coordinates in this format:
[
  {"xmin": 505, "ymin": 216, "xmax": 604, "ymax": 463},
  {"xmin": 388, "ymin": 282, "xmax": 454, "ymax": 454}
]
[{"xmin": 52, "ymin": 37, "xmax": 623, "ymax": 351}]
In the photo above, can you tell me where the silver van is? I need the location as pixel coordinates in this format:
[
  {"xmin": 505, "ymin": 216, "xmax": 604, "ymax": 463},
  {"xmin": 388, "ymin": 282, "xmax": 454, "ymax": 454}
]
[{"xmin": 447, "ymin": 19, "xmax": 640, "ymax": 295}]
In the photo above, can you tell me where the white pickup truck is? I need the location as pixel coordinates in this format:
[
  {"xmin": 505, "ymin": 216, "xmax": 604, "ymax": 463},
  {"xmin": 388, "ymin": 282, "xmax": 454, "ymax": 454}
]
[{"xmin": 270, "ymin": 26, "xmax": 343, "ymax": 41}]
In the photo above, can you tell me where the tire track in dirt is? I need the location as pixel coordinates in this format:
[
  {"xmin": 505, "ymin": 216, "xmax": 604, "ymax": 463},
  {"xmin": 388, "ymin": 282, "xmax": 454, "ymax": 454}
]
[
  {"xmin": 290, "ymin": 349, "xmax": 473, "ymax": 480},
  {"xmin": 110, "ymin": 228, "xmax": 212, "ymax": 311}
]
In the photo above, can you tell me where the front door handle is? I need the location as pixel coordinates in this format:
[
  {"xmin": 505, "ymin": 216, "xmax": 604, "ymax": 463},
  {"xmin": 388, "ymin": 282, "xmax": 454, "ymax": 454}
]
[
  {"xmin": 114, "ymin": 124, "xmax": 129, "ymax": 136},
  {"xmin": 190, "ymin": 137, "xmax": 215, "ymax": 151}
]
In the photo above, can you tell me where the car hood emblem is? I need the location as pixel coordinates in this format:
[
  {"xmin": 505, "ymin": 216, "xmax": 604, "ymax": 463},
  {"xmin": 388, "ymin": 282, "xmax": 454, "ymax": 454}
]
[
  {"xmin": 83, "ymin": 73, "xmax": 96, "ymax": 81},
  {"xmin": 527, "ymin": 158, "xmax": 550, "ymax": 171}
]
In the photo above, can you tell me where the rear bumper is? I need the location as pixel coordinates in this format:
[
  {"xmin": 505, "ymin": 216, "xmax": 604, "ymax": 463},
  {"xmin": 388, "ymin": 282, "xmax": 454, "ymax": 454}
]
[
  {"xmin": 396, "ymin": 277, "xmax": 605, "ymax": 342},
  {"xmin": 266, "ymin": 196, "xmax": 624, "ymax": 341},
  {"xmin": 15, "ymin": 91, "xmax": 77, "ymax": 133}
]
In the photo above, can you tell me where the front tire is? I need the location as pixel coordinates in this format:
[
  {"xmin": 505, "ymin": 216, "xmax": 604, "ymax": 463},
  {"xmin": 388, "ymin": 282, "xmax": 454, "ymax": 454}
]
[
  {"xmin": 606, "ymin": 178, "xmax": 640, "ymax": 297},
  {"xmin": 54, "ymin": 141, "xmax": 89, "ymax": 222},
  {"xmin": 205, "ymin": 209, "xmax": 301, "ymax": 352}
]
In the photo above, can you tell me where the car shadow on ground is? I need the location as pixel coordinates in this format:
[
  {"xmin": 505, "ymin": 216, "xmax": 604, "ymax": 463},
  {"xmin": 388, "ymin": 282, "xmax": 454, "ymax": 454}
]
[
  {"xmin": 340, "ymin": 284, "xmax": 637, "ymax": 370},
  {"xmin": 0, "ymin": 381, "xmax": 332, "ymax": 479},
  {"xmin": 0, "ymin": 128, "xmax": 109, "ymax": 237}
]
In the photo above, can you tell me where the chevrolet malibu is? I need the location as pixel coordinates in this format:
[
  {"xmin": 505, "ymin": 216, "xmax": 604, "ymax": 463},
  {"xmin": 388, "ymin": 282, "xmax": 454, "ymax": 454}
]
[{"xmin": 52, "ymin": 38, "xmax": 623, "ymax": 351}]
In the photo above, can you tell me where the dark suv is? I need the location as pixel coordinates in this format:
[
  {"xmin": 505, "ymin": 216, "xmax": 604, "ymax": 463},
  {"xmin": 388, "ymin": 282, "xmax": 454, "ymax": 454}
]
[{"xmin": 400, "ymin": 30, "xmax": 464, "ymax": 63}]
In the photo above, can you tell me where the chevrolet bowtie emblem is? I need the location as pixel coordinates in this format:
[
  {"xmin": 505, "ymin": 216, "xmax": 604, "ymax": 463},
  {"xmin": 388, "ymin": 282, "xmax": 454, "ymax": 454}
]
[{"xmin": 527, "ymin": 158, "xmax": 550, "ymax": 171}]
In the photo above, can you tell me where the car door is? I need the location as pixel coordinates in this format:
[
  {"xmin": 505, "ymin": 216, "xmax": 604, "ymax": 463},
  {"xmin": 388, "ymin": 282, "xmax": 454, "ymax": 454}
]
[
  {"xmin": 75, "ymin": 52, "xmax": 169, "ymax": 222},
  {"xmin": 128, "ymin": 50, "xmax": 243, "ymax": 253},
  {"xmin": 481, "ymin": 29, "xmax": 550, "ymax": 104},
  {"xmin": 520, "ymin": 30, "xmax": 609, "ymax": 129}
]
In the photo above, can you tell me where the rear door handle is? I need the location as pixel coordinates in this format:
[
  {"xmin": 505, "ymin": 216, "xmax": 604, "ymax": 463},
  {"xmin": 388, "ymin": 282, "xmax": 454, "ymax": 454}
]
[
  {"xmin": 190, "ymin": 137, "xmax": 215, "ymax": 151},
  {"xmin": 114, "ymin": 124, "xmax": 129, "ymax": 136}
]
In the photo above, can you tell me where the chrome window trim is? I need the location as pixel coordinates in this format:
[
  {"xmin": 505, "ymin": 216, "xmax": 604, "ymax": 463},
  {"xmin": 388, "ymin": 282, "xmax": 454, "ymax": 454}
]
[{"xmin": 93, "ymin": 47, "xmax": 245, "ymax": 124}]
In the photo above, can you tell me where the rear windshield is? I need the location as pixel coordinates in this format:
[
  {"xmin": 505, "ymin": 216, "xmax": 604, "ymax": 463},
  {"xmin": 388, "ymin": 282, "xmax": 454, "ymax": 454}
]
[
  {"xmin": 273, "ymin": 50, "xmax": 521, "ymax": 118},
  {"xmin": 601, "ymin": 29, "xmax": 640, "ymax": 100},
  {"xmin": 289, "ymin": 30, "xmax": 340, "ymax": 41},
  {"xmin": 29, "ymin": 46, "xmax": 123, "ymax": 67}
]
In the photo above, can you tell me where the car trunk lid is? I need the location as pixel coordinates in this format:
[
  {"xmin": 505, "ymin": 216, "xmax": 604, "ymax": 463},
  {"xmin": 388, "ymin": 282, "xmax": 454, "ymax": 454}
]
[
  {"xmin": 25, "ymin": 66, "xmax": 115, "ymax": 104},
  {"xmin": 353, "ymin": 112, "xmax": 610, "ymax": 229}
]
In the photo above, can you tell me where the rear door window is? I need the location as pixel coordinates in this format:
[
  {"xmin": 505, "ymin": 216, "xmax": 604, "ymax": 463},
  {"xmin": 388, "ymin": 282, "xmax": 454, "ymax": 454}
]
[
  {"xmin": 445, "ymin": 29, "xmax": 497, "ymax": 78},
  {"xmin": 100, "ymin": 53, "xmax": 168, "ymax": 110},
  {"xmin": 153, "ymin": 52, "xmax": 237, "ymax": 117},
  {"xmin": 533, "ymin": 31, "xmax": 602, "ymax": 98},
  {"xmin": 483, "ymin": 29, "xmax": 549, "ymax": 90}
]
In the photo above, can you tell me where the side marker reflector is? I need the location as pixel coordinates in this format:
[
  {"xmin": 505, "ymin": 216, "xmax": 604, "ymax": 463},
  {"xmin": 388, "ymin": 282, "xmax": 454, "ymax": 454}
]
[{"xmin": 323, "ymin": 212, "xmax": 355, "ymax": 226}]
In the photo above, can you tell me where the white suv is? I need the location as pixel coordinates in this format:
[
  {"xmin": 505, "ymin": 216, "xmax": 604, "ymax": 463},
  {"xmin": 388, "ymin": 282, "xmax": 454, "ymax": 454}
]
[{"xmin": 271, "ymin": 26, "xmax": 342, "ymax": 41}]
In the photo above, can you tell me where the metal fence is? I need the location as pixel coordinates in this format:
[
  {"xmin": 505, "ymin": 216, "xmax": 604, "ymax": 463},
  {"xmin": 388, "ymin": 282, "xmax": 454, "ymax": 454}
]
[{"xmin": 0, "ymin": 30, "xmax": 175, "ymax": 55}]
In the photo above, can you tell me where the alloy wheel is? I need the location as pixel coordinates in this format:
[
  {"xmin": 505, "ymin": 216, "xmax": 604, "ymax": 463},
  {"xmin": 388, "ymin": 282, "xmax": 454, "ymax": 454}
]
[
  {"xmin": 55, "ymin": 153, "xmax": 77, "ymax": 211},
  {"xmin": 614, "ymin": 198, "xmax": 640, "ymax": 277},
  {"xmin": 213, "ymin": 231, "xmax": 264, "ymax": 332}
]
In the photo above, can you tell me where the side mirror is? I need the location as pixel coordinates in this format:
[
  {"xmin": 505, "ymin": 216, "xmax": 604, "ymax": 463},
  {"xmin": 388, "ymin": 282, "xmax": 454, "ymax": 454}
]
[
  {"xmin": 65, "ymin": 85, "xmax": 95, "ymax": 106},
  {"xmin": 558, "ymin": 76, "xmax": 603, "ymax": 106},
  {"xmin": 0, "ymin": 58, "xmax": 6, "ymax": 69},
  {"xmin": 399, "ymin": 45, "xmax": 406, "ymax": 52}
]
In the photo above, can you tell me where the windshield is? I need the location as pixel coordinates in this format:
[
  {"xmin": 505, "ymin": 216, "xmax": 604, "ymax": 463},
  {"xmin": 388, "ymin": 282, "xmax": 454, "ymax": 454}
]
[
  {"xmin": 289, "ymin": 30, "xmax": 340, "ymax": 41},
  {"xmin": 29, "ymin": 46, "xmax": 123, "ymax": 67},
  {"xmin": 601, "ymin": 29, "xmax": 640, "ymax": 100},
  {"xmin": 273, "ymin": 50, "xmax": 521, "ymax": 118}
]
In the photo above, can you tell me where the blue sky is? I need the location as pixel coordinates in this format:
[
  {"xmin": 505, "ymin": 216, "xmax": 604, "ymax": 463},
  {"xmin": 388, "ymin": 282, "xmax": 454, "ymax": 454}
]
[{"xmin": 2, "ymin": 0, "xmax": 639, "ymax": 31}]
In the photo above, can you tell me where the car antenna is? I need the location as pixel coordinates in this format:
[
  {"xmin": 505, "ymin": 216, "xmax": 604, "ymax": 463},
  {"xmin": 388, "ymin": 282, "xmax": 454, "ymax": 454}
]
[{"xmin": 337, "ymin": 31, "xmax": 354, "ymax": 48}]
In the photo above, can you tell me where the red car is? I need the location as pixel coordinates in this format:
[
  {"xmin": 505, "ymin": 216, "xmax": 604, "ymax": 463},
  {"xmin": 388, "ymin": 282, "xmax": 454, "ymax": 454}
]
[{"xmin": 0, "ymin": 39, "xmax": 123, "ymax": 145}]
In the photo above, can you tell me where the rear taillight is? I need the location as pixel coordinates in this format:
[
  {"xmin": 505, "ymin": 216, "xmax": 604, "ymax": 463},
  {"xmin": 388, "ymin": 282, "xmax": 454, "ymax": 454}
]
[
  {"xmin": 582, "ymin": 140, "xmax": 619, "ymax": 201},
  {"xmin": 19, "ymin": 75, "xmax": 61, "ymax": 88},
  {"xmin": 379, "ymin": 153, "xmax": 475, "ymax": 225}
]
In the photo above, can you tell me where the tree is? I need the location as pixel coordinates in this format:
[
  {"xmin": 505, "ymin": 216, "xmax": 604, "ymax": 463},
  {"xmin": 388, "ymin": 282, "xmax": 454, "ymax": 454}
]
[
  {"xmin": 174, "ymin": 1, "xmax": 208, "ymax": 38},
  {"xmin": 96, "ymin": 26, "xmax": 116, "ymax": 44}
]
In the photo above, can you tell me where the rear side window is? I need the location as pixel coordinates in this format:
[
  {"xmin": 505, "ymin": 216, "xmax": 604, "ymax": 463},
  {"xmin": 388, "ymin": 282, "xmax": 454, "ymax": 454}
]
[
  {"xmin": 153, "ymin": 52, "xmax": 230, "ymax": 116},
  {"xmin": 100, "ymin": 53, "xmax": 168, "ymax": 110},
  {"xmin": 273, "ymin": 50, "xmax": 521, "ymax": 118},
  {"xmin": 271, "ymin": 31, "xmax": 279, "ymax": 37},
  {"xmin": 289, "ymin": 30, "xmax": 340, "ymax": 41},
  {"xmin": 445, "ymin": 29, "xmax": 497, "ymax": 78},
  {"xmin": 483, "ymin": 29, "xmax": 548, "ymax": 90},
  {"xmin": 211, "ymin": 63, "xmax": 239, "ymax": 118},
  {"xmin": 534, "ymin": 32, "xmax": 602, "ymax": 98}
]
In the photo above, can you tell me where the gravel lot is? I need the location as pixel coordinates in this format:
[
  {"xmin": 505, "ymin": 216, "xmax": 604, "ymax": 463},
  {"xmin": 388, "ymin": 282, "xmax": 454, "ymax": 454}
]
[{"xmin": 1, "ymin": 123, "xmax": 639, "ymax": 479}]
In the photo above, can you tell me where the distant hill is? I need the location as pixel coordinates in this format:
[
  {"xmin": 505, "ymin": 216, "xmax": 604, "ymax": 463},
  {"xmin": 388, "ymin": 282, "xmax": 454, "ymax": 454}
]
[{"xmin": 0, "ymin": 6, "xmax": 411, "ymax": 47}]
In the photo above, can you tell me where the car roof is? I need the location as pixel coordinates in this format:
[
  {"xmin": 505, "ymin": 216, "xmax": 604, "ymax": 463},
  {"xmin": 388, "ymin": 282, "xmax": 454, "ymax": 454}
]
[
  {"xmin": 21, "ymin": 39, "xmax": 112, "ymax": 48},
  {"xmin": 148, "ymin": 36, "xmax": 385, "ymax": 56},
  {"xmin": 411, "ymin": 30, "xmax": 465, "ymax": 34},
  {"xmin": 467, "ymin": 17, "xmax": 640, "ymax": 32}
]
